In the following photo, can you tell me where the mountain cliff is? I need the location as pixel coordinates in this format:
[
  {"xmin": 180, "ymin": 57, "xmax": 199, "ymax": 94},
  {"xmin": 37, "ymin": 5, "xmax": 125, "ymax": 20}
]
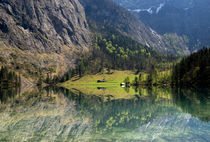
[
  {"xmin": 0, "ymin": 0, "xmax": 91, "ymax": 75},
  {"xmin": 0, "ymin": 0, "xmax": 91, "ymax": 52}
]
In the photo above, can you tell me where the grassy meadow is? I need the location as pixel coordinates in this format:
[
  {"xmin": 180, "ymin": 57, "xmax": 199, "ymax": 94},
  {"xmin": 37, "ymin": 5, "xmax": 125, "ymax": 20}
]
[
  {"xmin": 61, "ymin": 70, "xmax": 140, "ymax": 99},
  {"xmin": 60, "ymin": 69, "xmax": 172, "ymax": 99}
]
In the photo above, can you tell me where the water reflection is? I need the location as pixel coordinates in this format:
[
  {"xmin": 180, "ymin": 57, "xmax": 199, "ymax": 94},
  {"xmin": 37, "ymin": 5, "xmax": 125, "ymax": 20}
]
[
  {"xmin": 0, "ymin": 87, "xmax": 209, "ymax": 141},
  {"xmin": 0, "ymin": 87, "xmax": 20, "ymax": 103},
  {"xmin": 172, "ymin": 89, "xmax": 210, "ymax": 122}
]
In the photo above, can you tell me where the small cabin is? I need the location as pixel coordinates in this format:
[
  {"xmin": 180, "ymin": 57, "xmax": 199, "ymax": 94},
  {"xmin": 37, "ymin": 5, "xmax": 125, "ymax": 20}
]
[
  {"xmin": 97, "ymin": 80, "xmax": 106, "ymax": 83},
  {"xmin": 120, "ymin": 83, "xmax": 125, "ymax": 87}
]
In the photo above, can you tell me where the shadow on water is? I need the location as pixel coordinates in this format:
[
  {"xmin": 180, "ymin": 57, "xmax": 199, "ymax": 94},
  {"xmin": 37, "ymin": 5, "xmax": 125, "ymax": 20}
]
[{"xmin": 0, "ymin": 86, "xmax": 209, "ymax": 141}]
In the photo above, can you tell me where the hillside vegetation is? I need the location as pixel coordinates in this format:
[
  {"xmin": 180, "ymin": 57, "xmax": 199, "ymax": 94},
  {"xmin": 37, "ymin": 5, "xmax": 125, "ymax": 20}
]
[{"xmin": 172, "ymin": 48, "xmax": 210, "ymax": 88}]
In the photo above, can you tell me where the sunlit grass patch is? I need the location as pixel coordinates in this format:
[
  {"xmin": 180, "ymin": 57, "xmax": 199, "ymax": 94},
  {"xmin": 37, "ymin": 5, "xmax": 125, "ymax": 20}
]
[
  {"xmin": 62, "ymin": 70, "xmax": 138, "ymax": 87},
  {"xmin": 61, "ymin": 70, "xmax": 140, "ymax": 99}
]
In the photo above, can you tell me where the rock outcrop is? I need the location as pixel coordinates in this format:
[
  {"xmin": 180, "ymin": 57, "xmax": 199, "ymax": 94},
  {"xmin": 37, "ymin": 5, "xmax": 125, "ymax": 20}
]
[
  {"xmin": 0, "ymin": 0, "xmax": 91, "ymax": 53},
  {"xmin": 0, "ymin": 0, "xmax": 91, "ymax": 75}
]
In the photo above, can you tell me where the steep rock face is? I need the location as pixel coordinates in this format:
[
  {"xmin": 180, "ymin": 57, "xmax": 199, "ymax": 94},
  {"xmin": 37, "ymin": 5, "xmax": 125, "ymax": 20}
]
[
  {"xmin": 80, "ymin": 0, "xmax": 190, "ymax": 55},
  {"xmin": 0, "ymin": 0, "xmax": 92, "ymax": 75},
  {"xmin": 0, "ymin": 0, "xmax": 91, "ymax": 53}
]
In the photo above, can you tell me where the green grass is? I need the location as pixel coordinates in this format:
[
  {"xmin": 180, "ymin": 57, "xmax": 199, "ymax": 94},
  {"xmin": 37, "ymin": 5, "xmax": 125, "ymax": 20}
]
[
  {"xmin": 61, "ymin": 70, "xmax": 141, "ymax": 99},
  {"xmin": 62, "ymin": 70, "xmax": 138, "ymax": 87},
  {"xmin": 60, "ymin": 69, "xmax": 172, "ymax": 99}
]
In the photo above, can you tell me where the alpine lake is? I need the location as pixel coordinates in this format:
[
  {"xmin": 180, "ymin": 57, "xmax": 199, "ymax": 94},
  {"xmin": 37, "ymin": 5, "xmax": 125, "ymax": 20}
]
[{"xmin": 0, "ymin": 86, "xmax": 209, "ymax": 142}]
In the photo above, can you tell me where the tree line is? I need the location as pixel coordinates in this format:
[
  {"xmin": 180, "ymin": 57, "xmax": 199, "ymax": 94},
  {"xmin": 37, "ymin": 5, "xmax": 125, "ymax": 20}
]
[
  {"xmin": 171, "ymin": 47, "xmax": 210, "ymax": 88},
  {"xmin": 124, "ymin": 48, "xmax": 210, "ymax": 88}
]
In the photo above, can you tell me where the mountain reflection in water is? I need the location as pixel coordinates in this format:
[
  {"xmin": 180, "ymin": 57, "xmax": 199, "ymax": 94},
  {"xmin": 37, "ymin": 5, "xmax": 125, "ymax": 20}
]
[{"xmin": 0, "ymin": 87, "xmax": 209, "ymax": 142}]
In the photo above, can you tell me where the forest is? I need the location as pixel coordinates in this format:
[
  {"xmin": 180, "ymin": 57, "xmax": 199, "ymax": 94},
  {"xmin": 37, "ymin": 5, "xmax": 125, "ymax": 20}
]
[
  {"xmin": 171, "ymin": 48, "xmax": 210, "ymax": 88},
  {"xmin": 122, "ymin": 47, "xmax": 210, "ymax": 88},
  {"xmin": 57, "ymin": 31, "xmax": 176, "ymax": 83},
  {"xmin": 43, "ymin": 30, "xmax": 210, "ymax": 89}
]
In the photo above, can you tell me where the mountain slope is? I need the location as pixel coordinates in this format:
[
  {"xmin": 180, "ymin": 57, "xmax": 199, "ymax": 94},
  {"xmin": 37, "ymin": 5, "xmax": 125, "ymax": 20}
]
[
  {"xmin": 0, "ymin": 0, "xmax": 91, "ymax": 52},
  {"xmin": 0, "ymin": 0, "xmax": 191, "ymax": 79},
  {"xmin": 114, "ymin": 0, "xmax": 210, "ymax": 51},
  {"xmin": 79, "ymin": 0, "xmax": 190, "ymax": 55},
  {"xmin": 0, "ymin": 0, "xmax": 91, "ymax": 75}
]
